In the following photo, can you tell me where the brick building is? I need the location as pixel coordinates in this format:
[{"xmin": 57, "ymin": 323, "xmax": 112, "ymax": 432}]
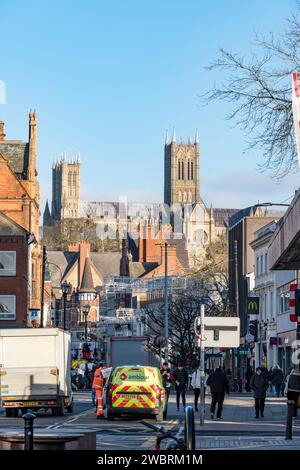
[
  {"xmin": 0, "ymin": 114, "xmax": 41, "ymax": 314},
  {"xmin": 0, "ymin": 212, "xmax": 30, "ymax": 326}
]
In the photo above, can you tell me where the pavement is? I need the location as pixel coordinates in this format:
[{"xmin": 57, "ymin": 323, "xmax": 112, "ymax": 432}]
[
  {"xmin": 1, "ymin": 391, "xmax": 300, "ymax": 450},
  {"xmin": 192, "ymin": 392, "xmax": 300, "ymax": 450}
]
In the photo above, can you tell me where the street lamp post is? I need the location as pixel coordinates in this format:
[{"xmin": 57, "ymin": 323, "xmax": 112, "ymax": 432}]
[
  {"xmin": 164, "ymin": 243, "xmax": 168, "ymax": 362},
  {"xmin": 61, "ymin": 281, "xmax": 71, "ymax": 330},
  {"xmin": 82, "ymin": 304, "xmax": 91, "ymax": 341}
]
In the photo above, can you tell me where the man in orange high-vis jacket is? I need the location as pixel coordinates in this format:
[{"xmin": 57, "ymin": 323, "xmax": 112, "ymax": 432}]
[{"xmin": 92, "ymin": 365, "xmax": 109, "ymax": 418}]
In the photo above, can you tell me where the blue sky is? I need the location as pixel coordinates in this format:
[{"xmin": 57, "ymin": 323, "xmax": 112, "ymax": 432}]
[{"xmin": 0, "ymin": 0, "xmax": 299, "ymax": 211}]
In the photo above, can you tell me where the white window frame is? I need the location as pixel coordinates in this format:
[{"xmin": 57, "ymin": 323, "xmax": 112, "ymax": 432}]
[
  {"xmin": 0, "ymin": 251, "xmax": 16, "ymax": 276},
  {"xmin": 0, "ymin": 295, "xmax": 16, "ymax": 320}
]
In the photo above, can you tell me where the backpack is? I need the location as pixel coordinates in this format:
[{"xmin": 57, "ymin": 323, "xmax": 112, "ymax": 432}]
[{"xmin": 288, "ymin": 373, "xmax": 300, "ymax": 392}]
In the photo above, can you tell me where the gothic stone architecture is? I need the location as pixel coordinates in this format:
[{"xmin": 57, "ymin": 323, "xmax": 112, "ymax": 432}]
[
  {"xmin": 44, "ymin": 128, "xmax": 238, "ymax": 269},
  {"xmin": 49, "ymin": 156, "xmax": 80, "ymax": 223},
  {"xmin": 164, "ymin": 129, "xmax": 238, "ymax": 267},
  {"xmin": 0, "ymin": 113, "xmax": 41, "ymax": 315},
  {"xmin": 164, "ymin": 128, "xmax": 200, "ymax": 206}
]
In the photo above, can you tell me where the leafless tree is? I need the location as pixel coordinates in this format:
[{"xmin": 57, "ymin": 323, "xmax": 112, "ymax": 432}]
[
  {"xmin": 202, "ymin": 10, "xmax": 300, "ymax": 178},
  {"xmin": 144, "ymin": 293, "xmax": 201, "ymax": 366},
  {"xmin": 144, "ymin": 240, "xmax": 229, "ymax": 365}
]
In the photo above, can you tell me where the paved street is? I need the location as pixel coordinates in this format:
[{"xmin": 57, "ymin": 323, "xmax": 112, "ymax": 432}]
[{"xmin": 1, "ymin": 391, "xmax": 299, "ymax": 450}]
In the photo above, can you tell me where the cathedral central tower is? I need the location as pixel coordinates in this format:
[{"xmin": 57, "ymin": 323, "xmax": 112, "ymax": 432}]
[{"xmin": 164, "ymin": 129, "xmax": 200, "ymax": 207}]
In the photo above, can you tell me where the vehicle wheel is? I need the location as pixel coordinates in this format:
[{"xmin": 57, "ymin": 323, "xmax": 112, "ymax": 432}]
[
  {"xmin": 57, "ymin": 403, "xmax": 64, "ymax": 416},
  {"xmin": 107, "ymin": 410, "xmax": 115, "ymax": 421},
  {"xmin": 234, "ymin": 383, "xmax": 239, "ymax": 393},
  {"xmin": 5, "ymin": 408, "xmax": 12, "ymax": 418},
  {"xmin": 184, "ymin": 405, "xmax": 195, "ymax": 450},
  {"xmin": 66, "ymin": 401, "xmax": 73, "ymax": 414},
  {"xmin": 156, "ymin": 407, "xmax": 164, "ymax": 422}
]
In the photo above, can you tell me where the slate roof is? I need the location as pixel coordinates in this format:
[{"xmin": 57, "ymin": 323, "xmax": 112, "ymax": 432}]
[
  {"xmin": 46, "ymin": 251, "xmax": 122, "ymax": 287},
  {"xmin": 212, "ymin": 208, "xmax": 239, "ymax": 227},
  {"xmin": 0, "ymin": 141, "xmax": 29, "ymax": 178}
]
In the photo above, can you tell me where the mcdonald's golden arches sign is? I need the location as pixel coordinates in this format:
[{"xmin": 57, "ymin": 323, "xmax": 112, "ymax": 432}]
[{"xmin": 246, "ymin": 297, "xmax": 259, "ymax": 315}]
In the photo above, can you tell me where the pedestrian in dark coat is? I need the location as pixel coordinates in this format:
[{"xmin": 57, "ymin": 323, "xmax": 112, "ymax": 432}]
[
  {"xmin": 173, "ymin": 363, "xmax": 188, "ymax": 411},
  {"xmin": 271, "ymin": 365, "xmax": 284, "ymax": 397},
  {"xmin": 250, "ymin": 367, "xmax": 268, "ymax": 418},
  {"xmin": 285, "ymin": 368, "xmax": 300, "ymax": 418},
  {"xmin": 206, "ymin": 367, "xmax": 229, "ymax": 419}
]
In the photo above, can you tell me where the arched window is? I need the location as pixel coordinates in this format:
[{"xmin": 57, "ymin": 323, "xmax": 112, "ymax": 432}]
[
  {"xmin": 187, "ymin": 161, "xmax": 190, "ymax": 180},
  {"xmin": 68, "ymin": 172, "xmax": 72, "ymax": 195},
  {"xmin": 178, "ymin": 161, "xmax": 181, "ymax": 180},
  {"xmin": 181, "ymin": 161, "xmax": 184, "ymax": 180},
  {"xmin": 191, "ymin": 161, "xmax": 194, "ymax": 180},
  {"xmin": 73, "ymin": 172, "xmax": 77, "ymax": 196}
]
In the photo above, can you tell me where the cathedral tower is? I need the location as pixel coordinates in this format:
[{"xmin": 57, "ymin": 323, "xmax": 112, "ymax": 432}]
[
  {"xmin": 51, "ymin": 155, "xmax": 80, "ymax": 221},
  {"xmin": 164, "ymin": 129, "xmax": 200, "ymax": 207}
]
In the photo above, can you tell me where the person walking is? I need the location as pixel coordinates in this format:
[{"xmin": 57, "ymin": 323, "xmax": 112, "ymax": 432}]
[
  {"xmin": 267, "ymin": 367, "xmax": 273, "ymax": 392},
  {"xmin": 245, "ymin": 366, "xmax": 254, "ymax": 393},
  {"xmin": 206, "ymin": 367, "xmax": 229, "ymax": 420},
  {"xmin": 160, "ymin": 362, "xmax": 174, "ymax": 401},
  {"xmin": 250, "ymin": 367, "xmax": 268, "ymax": 419},
  {"xmin": 271, "ymin": 365, "xmax": 284, "ymax": 397},
  {"xmin": 173, "ymin": 363, "xmax": 188, "ymax": 411},
  {"xmin": 285, "ymin": 368, "xmax": 300, "ymax": 418},
  {"xmin": 191, "ymin": 366, "xmax": 201, "ymax": 412},
  {"xmin": 92, "ymin": 363, "xmax": 109, "ymax": 419}
]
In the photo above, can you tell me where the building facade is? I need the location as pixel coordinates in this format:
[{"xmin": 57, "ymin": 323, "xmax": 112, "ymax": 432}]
[
  {"xmin": 0, "ymin": 113, "xmax": 41, "ymax": 312},
  {"xmin": 0, "ymin": 213, "xmax": 30, "ymax": 326},
  {"xmin": 250, "ymin": 221, "xmax": 296, "ymax": 372}
]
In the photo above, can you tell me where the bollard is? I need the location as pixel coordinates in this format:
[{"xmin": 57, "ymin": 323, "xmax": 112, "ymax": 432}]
[
  {"xmin": 184, "ymin": 406, "xmax": 195, "ymax": 450},
  {"xmin": 23, "ymin": 411, "xmax": 36, "ymax": 450},
  {"xmin": 285, "ymin": 400, "xmax": 294, "ymax": 440}
]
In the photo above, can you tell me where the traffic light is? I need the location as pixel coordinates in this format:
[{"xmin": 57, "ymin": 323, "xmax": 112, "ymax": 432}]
[
  {"xmin": 214, "ymin": 329, "xmax": 220, "ymax": 341},
  {"xmin": 295, "ymin": 289, "xmax": 300, "ymax": 317}
]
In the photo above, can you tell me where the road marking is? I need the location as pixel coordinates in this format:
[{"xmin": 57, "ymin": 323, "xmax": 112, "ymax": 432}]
[
  {"xmin": 51, "ymin": 408, "xmax": 93, "ymax": 429},
  {"xmin": 46, "ymin": 422, "xmax": 60, "ymax": 429}
]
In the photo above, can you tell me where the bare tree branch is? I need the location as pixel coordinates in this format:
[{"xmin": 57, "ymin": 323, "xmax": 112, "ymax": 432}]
[{"xmin": 202, "ymin": 10, "xmax": 300, "ymax": 178}]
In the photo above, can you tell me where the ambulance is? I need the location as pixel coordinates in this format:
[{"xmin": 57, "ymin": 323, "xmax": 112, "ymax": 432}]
[{"xmin": 103, "ymin": 365, "xmax": 167, "ymax": 421}]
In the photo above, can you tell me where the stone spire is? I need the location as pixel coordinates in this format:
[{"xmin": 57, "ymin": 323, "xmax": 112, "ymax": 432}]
[
  {"xmin": 195, "ymin": 128, "xmax": 199, "ymax": 144},
  {"xmin": 27, "ymin": 110, "xmax": 37, "ymax": 181},
  {"xmin": 79, "ymin": 253, "xmax": 96, "ymax": 294},
  {"xmin": 171, "ymin": 127, "xmax": 176, "ymax": 143},
  {"xmin": 43, "ymin": 200, "xmax": 52, "ymax": 227},
  {"xmin": 165, "ymin": 130, "xmax": 169, "ymax": 146}
]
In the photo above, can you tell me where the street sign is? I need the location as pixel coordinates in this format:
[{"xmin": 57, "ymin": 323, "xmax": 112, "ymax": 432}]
[
  {"xmin": 196, "ymin": 317, "xmax": 240, "ymax": 348},
  {"xmin": 246, "ymin": 297, "xmax": 259, "ymax": 315}
]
